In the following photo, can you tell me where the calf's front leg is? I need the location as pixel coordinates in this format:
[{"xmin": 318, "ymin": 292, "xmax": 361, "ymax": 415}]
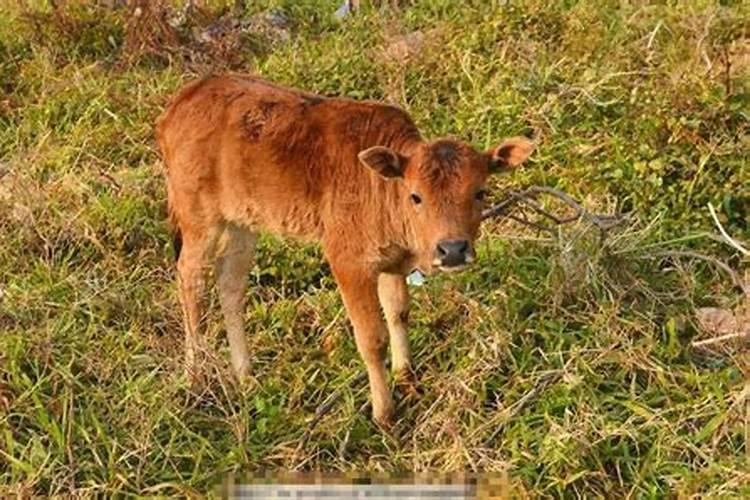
[
  {"xmin": 330, "ymin": 265, "xmax": 395, "ymax": 427},
  {"xmin": 377, "ymin": 273, "xmax": 419, "ymax": 394}
]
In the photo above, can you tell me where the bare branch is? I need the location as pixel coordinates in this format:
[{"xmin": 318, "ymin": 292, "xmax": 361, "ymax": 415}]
[
  {"xmin": 505, "ymin": 213, "xmax": 556, "ymax": 235},
  {"xmin": 338, "ymin": 400, "xmax": 370, "ymax": 460},
  {"xmin": 479, "ymin": 371, "xmax": 562, "ymax": 445},
  {"xmin": 642, "ymin": 250, "xmax": 748, "ymax": 294},
  {"xmin": 708, "ymin": 202, "xmax": 749, "ymax": 256},
  {"xmin": 480, "ymin": 191, "xmax": 525, "ymax": 220},
  {"xmin": 293, "ymin": 370, "xmax": 368, "ymax": 466},
  {"xmin": 692, "ymin": 331, "xmax": 750, "ymax": 348},
  {"xmin": 482, "ymin": 186, "xmax": 624, "ymax": 234},
  {"xmin": 646, "ymin": 20, "xmax": 663, "ymax": 50}
]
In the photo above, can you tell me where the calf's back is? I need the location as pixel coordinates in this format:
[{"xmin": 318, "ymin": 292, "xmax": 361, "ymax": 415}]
[{"xmin": 156, "ymin": 74, "xmax": 421, "ymax": 251}]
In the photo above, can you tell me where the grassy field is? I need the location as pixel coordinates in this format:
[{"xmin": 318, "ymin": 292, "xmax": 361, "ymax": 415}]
[{"xmin": 0, "ymin": 0, "xmax": 748, "ymax": 496}]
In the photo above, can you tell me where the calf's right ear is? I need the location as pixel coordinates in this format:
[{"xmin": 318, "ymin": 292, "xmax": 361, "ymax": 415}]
[{"xmin": 358, "ymin": 146, "xmax": 406, "ymax": 179}]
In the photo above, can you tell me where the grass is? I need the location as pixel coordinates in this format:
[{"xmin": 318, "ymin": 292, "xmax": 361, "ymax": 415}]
[{"xmin": 0, "ymin": 0, "xmax": 748, "ymax": 496}]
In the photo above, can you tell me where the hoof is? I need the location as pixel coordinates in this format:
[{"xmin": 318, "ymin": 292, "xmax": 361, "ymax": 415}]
[
  {"xmin": 373, "ymin": 401, "xmax": 395, "ymax": 430},
  {"xmin": 394, "ymin": 368, "xmax": 423, "ymax": 399},
  {"xmin": 374, "ymin": 413, "xmax": 395, "ymax": 432}
]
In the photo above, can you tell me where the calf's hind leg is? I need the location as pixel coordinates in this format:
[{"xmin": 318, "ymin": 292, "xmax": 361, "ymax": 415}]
[
  {"xmin": 215, "ymin": 225, "xmax": 257, "ymax": 379},
  {"xmin": 177, "ymin": 226, "xmax": 220, "ymax": 382}
]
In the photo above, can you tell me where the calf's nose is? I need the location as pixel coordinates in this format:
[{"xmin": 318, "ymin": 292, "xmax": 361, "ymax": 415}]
[{"xmin": 435, "ymin": 239, "xmax": 470, "ymax": 267}]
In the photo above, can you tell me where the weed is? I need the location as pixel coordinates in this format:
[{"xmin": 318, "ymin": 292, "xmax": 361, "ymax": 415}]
[{"xmin": 0, "ymin": 0, "xmax": 748, "ymax": 496}]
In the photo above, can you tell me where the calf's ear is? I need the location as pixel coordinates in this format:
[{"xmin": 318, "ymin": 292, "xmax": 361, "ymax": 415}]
[
  {"xmin": 358, "ymin": 146, "xmax": 405, "ymax": 179},
  {"xmin": 488, "ymin": 137, "xmax": 535, "ymax": 173}
]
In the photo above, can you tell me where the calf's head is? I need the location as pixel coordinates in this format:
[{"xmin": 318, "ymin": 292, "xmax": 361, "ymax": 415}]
[{"xmin": 359, "ymin": 137, "xmax": 534, "ymax": 273}]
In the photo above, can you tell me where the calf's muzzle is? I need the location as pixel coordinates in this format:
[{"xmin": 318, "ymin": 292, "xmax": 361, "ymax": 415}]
[{"xmin": 434, "ymin": 239, "xmax": 472, "ymax": 268}]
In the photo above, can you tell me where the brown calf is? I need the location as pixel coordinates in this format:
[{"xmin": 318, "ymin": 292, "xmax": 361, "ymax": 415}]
[{"xmin": 156, "ymin": 74, "xmax": 533, "ymax": 427}]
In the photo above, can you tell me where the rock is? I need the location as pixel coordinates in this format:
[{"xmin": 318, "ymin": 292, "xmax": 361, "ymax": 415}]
[
  {"xmin": 244, "ymin": 9, "xmax": 291, "ymax": 45},
  {"xmin": 696, "ymin": 307, "xmax": 740, "ymax": 335}
]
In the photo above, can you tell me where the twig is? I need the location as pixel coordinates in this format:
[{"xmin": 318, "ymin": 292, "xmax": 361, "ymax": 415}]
[
  {"xmin": 505, "ymin": 213, "xmax": 556, "ymax": 235},
  {"xmin": 644, "ymin": 250, "xmax": 748, "ymax": 294},
  {"xmin": 692, "ymin": 331, "xmax": 750, "ymax": 348},
  {"xmin": 482, "ymin": 186, "xmax": 624, "ymax": 234},
  {"xmin": 481, "ymin": 191, "xmax": 526, "ymax": 220},
  {"xmin": 478, "ymin": 371, "xmax": 562, "ymax": 445},
  {"xmin": 708, "ymin": 202, "xmax": 749, "ymax": 256},
  {"xmin": 293, "ymin": 370, "xmax": 368, "ymax": 466},
  {"xmin": 338, "ymin": 400, "xmax": 370, "ymax": 461},
  {"xmin": 646, "ymin": 20, "xmax": 663, "ymax": 51}
]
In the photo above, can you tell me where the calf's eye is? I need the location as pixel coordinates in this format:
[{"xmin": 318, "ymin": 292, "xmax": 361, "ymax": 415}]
[
  {"xmin": 410, "ymin": 193, "xmax": 422, "ymax": 205},
  {"xmin": 475, "ymin": 189, "xmax": 487, "ymax": 202}
]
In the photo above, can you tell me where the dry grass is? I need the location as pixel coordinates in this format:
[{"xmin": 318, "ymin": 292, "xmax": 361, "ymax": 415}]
[{"xmin": 0, "ymin": 0, "xmax": 748, "ymax": 496}]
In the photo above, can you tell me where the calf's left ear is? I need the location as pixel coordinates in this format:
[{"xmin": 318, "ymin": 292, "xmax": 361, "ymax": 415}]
[
  {"xmin": 488, "ymin": 137, "xmax": 535, "ymax": 173},
  {"xmin": 358, "ymin": 146, "xmax": 406, "ymax": 179}
]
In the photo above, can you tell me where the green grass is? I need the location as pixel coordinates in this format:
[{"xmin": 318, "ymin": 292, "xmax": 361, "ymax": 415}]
[{"xmin": 1, "ymin": 0, "xmax": 748, "ymax": 496}]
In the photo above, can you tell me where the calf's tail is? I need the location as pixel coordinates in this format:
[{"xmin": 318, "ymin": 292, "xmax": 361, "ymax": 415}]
[
  {"xmin": 172, "ymin": 225, "xmax": 183, "ymax": 262},
  {"xmin": 166, "ymin": 182, "xmax": 182, "ymax": 263}
]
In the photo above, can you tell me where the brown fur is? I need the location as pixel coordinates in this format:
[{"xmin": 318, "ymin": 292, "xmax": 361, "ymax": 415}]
[{"xmin": 156, "ymin": 73, "xmax": 534, "ymax": 427}]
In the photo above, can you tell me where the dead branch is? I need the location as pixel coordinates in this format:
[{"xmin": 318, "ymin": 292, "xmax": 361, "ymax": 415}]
[
  {"xmin": 479, "ymin": 371, "xmax": 563, "ymax": 445},
  {"xmin": 692, "ymin": 331, "xmax": 750, "ymax": 348},
  {"xmin": 482, "ymin": 186, "xmax": 624, "ymax": 235},
  {"xmin": 338, "ymin": 400, "xmax": 370, "ymax": 461},
  {"xmin": 642, "ymin": 250, "xmax": 748, "ymax": 294},
  {"xmin": 708, "ymin": 202, "xmax": 749, "ymax": 256},
  {"xmin": 293, "ymin": 370, "xmax": 368, "ymax": 465},
  {"xmin": 504, "ymin": 213, "xmax": 556, "ymax": 235}
]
